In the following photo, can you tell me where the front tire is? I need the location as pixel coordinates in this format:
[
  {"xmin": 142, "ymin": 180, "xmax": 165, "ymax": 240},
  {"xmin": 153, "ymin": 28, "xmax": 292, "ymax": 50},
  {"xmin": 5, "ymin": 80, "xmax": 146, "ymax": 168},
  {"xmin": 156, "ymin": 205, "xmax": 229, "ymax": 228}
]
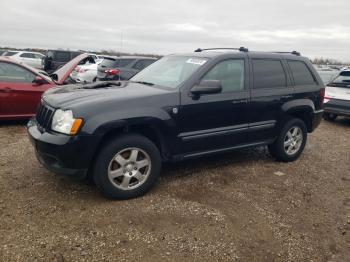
[
  {"xmin": 93, "ymin": 134, "xmax": 161, "ymax": 200},
  {"xmin": 268, "ymin": 118, "xmax": 307, "ymax": 162}
]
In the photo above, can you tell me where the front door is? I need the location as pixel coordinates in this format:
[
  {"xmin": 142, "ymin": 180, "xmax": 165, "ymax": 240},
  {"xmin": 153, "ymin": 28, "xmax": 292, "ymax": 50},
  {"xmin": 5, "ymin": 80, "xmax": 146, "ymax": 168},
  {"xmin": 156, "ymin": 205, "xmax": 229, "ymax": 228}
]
[
  {"xmin": 0, "ymin": 61, "xmax": 50, "ymax": 119},
  {"xmin": 178, "ymin": 58, "xmax": 250, "ymax": 155}
]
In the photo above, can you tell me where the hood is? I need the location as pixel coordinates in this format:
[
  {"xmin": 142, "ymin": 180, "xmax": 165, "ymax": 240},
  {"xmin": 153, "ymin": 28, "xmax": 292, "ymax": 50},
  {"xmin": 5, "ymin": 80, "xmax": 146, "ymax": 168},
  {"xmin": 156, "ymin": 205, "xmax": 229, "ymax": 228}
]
[
  {"xmin": 51, "ymin": 54, "xmax": 95, "ymax": 85},
  {"xmin": 43, "ymin": 81, "xmax": 174, "ymax": 109}
]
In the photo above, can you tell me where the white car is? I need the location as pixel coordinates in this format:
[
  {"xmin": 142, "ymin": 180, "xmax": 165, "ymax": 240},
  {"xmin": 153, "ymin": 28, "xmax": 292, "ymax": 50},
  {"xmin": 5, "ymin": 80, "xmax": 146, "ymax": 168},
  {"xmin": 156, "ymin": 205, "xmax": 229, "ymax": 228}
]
[
  {"xmin": 70, "ymin": 61, "xmax": 101, "ymax": 83},
  {"xmin": 324, "ymin": 70, "xmax": 350, "ymax": 121},
  {"xmin": 3, "ymin": 51, "xmax": 44, "ymax": 69}
]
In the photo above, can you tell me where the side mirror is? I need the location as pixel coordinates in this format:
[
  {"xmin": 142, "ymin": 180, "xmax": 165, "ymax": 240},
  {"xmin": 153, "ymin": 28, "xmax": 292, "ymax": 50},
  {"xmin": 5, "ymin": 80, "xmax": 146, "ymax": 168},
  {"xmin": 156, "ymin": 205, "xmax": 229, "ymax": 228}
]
[
  {"xmin": 32, "ymin": 76, "xmax": 47, "ymax": 86},
  {"xmin": 191, "ymin": 80, "xmax": 222, "ymax": 96}
]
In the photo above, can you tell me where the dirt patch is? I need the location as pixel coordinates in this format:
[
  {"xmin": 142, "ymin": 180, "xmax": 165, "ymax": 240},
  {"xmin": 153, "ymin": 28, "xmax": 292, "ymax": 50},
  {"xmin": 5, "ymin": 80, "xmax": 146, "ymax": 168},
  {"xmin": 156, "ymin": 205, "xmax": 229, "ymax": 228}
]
[{"xmin": 0, "ymin": 119, "xmax": 349, "ymax": 261}]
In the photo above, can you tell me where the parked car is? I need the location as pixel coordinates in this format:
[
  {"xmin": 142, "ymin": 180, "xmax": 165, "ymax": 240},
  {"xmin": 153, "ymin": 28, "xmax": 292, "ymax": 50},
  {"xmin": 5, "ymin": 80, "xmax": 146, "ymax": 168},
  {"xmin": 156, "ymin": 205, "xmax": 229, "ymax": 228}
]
[
  {"xmin": 323, "ymin": 70, "xmax": 350, "ymax": 121},
  {"xmin": 42, "ymin": 50, "xmax": 82, "ymax": 73},
  {"xmin": 97, "ymin": 56, "xmax": 157, "ymax": 81},
  {"xmin": 70, "ymin": 60, "xmax": 102, "ymax": 83},
  {"xmin": 27, "ymin": 48, "xmax": 324, "ymax": 199},
  {"xmin": 0, "ymin": 54, "xmax": 93, "ymax": 120},
  {"xmin": 3, "ymin": 51, "xmax": 45, "ymax": 69}
]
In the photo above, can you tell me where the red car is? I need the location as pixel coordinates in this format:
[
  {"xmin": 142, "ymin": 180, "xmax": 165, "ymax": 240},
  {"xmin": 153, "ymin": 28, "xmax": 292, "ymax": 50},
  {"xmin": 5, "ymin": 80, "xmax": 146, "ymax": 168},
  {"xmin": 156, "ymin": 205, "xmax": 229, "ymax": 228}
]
[{"xmin": 0, "ymin": 54, "xmax": 93, "ymax": 120}]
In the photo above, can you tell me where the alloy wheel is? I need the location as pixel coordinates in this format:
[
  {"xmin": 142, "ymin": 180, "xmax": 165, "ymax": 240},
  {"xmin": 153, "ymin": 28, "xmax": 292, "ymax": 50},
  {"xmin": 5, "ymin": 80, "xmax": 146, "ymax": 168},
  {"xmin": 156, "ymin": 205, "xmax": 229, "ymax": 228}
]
[
  {"xmin": 284, "ymin": 126, "xmax": 303, "ymax": 155},
  {"xmin": 108, "ymin": 147, "xmax": 151, "ymax": 190}
]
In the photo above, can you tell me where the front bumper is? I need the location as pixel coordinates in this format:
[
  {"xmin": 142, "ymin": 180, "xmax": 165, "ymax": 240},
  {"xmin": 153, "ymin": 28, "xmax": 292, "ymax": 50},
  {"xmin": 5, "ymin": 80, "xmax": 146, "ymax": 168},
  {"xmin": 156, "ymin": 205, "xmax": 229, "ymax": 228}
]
[
  {"xmin": 324, "ymin": 99, "xmax": 350, "ymax": 117},
  {"xmin": 27, "ymin": 118, "xmax": 102, "ymax": 179}
]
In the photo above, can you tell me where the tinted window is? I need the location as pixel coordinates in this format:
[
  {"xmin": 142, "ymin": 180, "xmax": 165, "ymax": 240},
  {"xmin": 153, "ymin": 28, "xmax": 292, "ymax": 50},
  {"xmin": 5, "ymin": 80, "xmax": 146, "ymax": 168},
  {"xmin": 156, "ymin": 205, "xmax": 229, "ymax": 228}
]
[
  {"xmin": 288, "ymin": 60, "xmax": 316, "ymax": 86},
  {"xmin": 54, "ymin": 52, "xmax": 71, "ymax": 62},
  {"xmin": 202, "ymin": 59, "xmax": 245, "ymax": 92},
  {"xmin": 20, "ymin": 53, "xmax": 35, "ymax": 58},
  {"xmin": 252, "ymin": 59, "xmax": 286, "ymax": 89},
  {"xmin": 133, "ymin": 59, "xmax": 155, "ymax": 70},
  {"xmin": 0, "ymin": 62, "xmax": 35, "ymax": 82}
]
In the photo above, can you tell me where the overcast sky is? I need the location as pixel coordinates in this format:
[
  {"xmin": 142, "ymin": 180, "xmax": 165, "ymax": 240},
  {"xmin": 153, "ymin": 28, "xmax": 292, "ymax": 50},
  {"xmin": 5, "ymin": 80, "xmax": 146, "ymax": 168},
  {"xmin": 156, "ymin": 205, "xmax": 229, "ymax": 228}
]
[{"xmin": 0, "ymin": 0, "xmax": 349, "ymax": 61}]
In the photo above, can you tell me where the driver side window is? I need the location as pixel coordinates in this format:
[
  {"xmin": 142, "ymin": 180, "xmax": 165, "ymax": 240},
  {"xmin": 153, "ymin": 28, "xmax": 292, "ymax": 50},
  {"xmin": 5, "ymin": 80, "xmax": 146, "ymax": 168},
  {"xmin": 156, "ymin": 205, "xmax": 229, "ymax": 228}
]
[
  {"xmin": 202, "ymin": 59, "xmax": 245, "ymax": 93},
  {"xmin": 0, "ymin": 62, "xmax": 36, "ymax": 83}
]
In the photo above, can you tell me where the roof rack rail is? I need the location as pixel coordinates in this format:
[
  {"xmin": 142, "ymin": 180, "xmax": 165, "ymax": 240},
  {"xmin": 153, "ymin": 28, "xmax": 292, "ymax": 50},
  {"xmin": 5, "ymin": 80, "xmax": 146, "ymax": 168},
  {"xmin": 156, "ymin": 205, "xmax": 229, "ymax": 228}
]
[
  {"xmin": 194, "ymin": 47, "xmax": 249, "ymax": 53},
  {"xmin": 271, "ymin": 51, "xmax": 301, "ymax": 56}
]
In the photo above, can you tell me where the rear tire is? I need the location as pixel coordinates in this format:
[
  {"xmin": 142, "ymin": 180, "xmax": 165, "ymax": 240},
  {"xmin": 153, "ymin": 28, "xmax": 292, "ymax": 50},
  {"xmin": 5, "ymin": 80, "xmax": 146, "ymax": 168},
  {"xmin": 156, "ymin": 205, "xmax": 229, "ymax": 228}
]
[
  {"xmin": 93, "ymin": 134, "xmax": 161, "ymax": 200},
  {"xmin": 268, "ymin": 118, "xmax": 307, "ymax": 162},
  {"xmin": 323, "ymin": 112, "xmax": 337, "ymax": 121}
]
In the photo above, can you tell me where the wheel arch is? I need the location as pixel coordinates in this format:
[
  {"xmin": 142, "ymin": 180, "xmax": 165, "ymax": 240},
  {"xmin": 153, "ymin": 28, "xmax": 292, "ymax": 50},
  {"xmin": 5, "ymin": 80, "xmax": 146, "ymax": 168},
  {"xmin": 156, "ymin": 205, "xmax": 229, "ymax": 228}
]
[
  {"xmin": 282, "ymin": 99, "xmax": 315, "ymax": 132},
  {"xmin": 89, "ymin": 117, "xmax": 173, "ymax": 167}
]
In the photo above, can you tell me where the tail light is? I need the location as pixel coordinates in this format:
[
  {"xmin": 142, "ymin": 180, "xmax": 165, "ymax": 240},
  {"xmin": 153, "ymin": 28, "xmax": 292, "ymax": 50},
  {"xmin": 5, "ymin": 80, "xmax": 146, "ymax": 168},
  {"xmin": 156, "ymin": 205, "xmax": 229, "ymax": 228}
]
[
  {"xmin": 105, "ymin": 69, "xmax": 119, "ymax": 75},
  {"xmin": 320, "ymin": 88, "xmax": 325, "ymax": 105}
]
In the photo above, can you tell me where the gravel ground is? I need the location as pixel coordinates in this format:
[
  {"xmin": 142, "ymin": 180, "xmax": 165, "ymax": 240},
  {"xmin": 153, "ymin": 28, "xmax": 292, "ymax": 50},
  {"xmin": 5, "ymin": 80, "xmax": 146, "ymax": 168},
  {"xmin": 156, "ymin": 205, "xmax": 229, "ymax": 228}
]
[{"xmin": 0, "ymin": 119, "xmax": 349, "ymax": 261}]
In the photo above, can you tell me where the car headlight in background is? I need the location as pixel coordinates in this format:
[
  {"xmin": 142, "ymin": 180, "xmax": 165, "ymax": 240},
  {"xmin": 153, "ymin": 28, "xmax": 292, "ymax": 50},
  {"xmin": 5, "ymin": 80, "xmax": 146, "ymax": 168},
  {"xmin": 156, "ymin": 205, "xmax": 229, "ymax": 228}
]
[{"xmin": 51, "ymin": 109, "xmax": 82, "ymax": 135}]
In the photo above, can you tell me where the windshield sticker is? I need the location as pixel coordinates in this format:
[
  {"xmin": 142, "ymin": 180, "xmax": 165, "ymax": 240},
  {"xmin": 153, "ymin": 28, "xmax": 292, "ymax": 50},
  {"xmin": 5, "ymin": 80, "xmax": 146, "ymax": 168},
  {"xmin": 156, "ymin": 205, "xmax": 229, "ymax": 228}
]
[{"xmin": 186, "ymin": 58, "xmax": 207, "ymax": 65}]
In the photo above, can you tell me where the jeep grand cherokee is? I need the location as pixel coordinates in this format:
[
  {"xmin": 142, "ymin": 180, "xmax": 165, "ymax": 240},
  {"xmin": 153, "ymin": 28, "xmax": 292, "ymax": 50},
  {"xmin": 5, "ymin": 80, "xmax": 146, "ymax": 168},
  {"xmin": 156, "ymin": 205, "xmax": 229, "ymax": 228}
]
[{"xmin": 27, "ymin": 48, "xmax": 324, "ymax": 199}]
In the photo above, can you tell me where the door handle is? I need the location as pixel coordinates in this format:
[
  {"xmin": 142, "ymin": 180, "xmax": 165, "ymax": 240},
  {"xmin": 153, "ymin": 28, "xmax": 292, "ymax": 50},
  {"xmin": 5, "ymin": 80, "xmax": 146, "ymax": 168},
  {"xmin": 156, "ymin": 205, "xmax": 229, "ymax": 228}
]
[{"xmin": 232, "ymin": 99, "xmax": 248, "ymax": 104}]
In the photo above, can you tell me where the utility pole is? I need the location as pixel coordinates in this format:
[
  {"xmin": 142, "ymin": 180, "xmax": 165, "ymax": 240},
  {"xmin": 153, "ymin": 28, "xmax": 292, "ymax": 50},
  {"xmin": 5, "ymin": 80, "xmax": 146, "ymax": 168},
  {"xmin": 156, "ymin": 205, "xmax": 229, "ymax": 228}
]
[{"xmin": 120, "ymin": 29, "xmax": 123, "ymax": 53}]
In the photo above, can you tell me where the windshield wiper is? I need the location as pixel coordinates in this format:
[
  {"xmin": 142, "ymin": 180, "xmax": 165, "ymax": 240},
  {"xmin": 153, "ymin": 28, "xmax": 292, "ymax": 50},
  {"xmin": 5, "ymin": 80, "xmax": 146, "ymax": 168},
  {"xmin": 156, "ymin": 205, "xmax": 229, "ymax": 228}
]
[{"xmin": 131, "ymin": 81, "xmax": 154, "ymax": 86}]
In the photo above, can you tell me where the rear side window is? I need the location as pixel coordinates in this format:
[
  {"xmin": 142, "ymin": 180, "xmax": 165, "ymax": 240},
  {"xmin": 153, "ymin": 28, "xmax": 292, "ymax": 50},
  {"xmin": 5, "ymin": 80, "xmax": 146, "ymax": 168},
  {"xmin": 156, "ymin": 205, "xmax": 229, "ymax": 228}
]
[
  {"xmin": 252, "ymin": 59, "xmax": 287, "ymax": 89},
  {"xmin": 54, "ymin": 52, "xmax": 71, "ymax": 62},
  {"xmin": 288, "ymin": 60, "xmax": 316, "ymax": 86}
]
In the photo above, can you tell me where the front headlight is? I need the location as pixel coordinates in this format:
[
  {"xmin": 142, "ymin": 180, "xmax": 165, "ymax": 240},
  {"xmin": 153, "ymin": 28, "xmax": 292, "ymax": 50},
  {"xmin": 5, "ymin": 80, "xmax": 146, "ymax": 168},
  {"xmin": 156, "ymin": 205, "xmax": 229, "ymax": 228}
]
[{"xmin": 51, "ymin": 109, "xmax": 83, "ymax": 135}]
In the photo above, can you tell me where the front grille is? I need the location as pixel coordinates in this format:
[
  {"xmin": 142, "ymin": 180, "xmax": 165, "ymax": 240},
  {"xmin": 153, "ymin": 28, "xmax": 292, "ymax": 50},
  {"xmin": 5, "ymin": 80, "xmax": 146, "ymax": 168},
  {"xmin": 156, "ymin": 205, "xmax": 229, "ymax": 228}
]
[{"xmin": 36, "ymin": 102, "xmax": 54, "ymax": 131}]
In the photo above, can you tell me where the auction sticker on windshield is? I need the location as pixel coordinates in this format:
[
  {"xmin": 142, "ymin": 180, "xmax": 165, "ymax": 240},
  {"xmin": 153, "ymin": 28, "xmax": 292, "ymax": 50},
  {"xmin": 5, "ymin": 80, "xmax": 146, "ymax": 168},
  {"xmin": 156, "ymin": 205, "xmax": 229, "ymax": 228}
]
[{"xmin": 186, "ymin": 58, "xmax": 207, "ymax": 65}]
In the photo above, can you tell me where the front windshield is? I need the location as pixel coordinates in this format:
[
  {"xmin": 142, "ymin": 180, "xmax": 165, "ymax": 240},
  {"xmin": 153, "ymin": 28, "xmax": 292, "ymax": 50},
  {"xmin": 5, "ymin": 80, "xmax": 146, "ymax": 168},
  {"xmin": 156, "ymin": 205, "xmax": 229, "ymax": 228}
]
[{"xmin": 131, "ymin": 56, "xmax": 208, "ymax": 89}]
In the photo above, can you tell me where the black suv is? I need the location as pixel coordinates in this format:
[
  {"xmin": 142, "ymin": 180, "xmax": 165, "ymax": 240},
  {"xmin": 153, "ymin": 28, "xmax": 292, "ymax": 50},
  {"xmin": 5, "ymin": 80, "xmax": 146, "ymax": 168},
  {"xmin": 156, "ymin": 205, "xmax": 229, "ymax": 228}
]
[
  {"xmin": 97, "ymin": 56, "xmax": 157, "ymax": 81},
  {"xmin": 42, "ymin": 50, "xmax": 82, "ymax": 73},
  {"xmin": 27, "ymin": 48, "xmax": 324, "ymax": 199}
]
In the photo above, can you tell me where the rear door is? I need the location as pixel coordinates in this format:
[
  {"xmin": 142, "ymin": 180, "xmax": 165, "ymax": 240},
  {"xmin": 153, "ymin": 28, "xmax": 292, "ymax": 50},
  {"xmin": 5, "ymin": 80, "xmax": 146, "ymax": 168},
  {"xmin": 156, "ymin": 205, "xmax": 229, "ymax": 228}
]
[
  {"xmin": 248, "ymin": 56, "xmax": 294, "ymax": 142},
  {"xmin": 0, "ymin": 62, "xmax": 50, "ymax": 118}
]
